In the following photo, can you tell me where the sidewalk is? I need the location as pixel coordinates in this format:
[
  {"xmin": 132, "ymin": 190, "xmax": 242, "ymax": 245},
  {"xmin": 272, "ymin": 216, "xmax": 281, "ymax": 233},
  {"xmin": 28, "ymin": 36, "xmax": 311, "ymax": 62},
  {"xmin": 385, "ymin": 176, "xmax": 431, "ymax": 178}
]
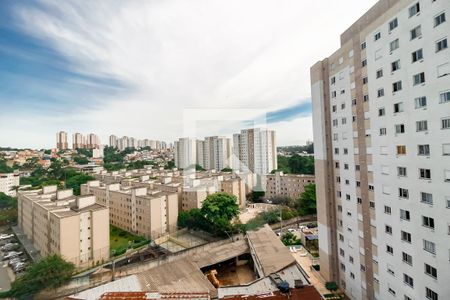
[
  {"xmin": 292, "ymin": 250, "xmax": 329, "ymax": 296},
  {"xmin": 11, "ymin": 225, "xmax": 41, "ymax": 262}
]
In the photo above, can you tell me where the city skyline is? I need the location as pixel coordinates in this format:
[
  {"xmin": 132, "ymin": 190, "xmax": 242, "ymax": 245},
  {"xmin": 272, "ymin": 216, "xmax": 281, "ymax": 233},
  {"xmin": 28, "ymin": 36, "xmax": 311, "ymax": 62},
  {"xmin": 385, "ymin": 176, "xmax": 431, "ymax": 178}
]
[{"xmin": 0, "ymin": 0, "xmax": 378, "ymax": 149}]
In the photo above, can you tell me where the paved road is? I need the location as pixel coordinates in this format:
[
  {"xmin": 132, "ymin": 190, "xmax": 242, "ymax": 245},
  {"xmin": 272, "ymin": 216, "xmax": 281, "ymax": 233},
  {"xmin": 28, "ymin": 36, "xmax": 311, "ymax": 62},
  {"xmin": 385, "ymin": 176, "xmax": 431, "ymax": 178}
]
[{"xmin": 0, "ymin": 254, "xmax": 12, "ymax": 292}]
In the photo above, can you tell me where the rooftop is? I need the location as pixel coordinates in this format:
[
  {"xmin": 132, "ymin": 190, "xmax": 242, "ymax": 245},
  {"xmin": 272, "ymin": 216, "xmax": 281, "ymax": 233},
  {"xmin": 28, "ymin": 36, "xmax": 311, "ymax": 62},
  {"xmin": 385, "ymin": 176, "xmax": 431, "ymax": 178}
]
[{"xmin": 247, "ymin": 225, "xmax": 296, "ymax": 276}]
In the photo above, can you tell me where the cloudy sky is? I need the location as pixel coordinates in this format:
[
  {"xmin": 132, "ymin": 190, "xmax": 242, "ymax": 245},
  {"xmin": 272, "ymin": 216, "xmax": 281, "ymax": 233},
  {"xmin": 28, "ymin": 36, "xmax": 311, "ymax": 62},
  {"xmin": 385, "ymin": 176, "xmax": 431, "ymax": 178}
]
[{"xmin": 0, "ymin": 0, "xmax": 378, "ymax": 149}]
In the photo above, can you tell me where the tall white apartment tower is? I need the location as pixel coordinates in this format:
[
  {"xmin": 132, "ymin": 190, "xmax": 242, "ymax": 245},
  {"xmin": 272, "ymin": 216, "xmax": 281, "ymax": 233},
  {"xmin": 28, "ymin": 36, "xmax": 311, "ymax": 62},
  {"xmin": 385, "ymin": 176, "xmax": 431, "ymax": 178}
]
[
  {"xmin": 311, "ymin": 1, "xmax": 450, "ymax": 300},
  {"xmin": 56, "ymin": 131, "xmax": 68, "ymax": 150},
  {"xmin": 72, "ymin": 132, "xmax": 85, "ymax": 149},
  {"xmin": 233, "ymin": 128, "xmax": 277, "ymax": 175},
  {"xmin": 109, "ymin": 135, "xmax": 118, "ymax": 148},
  {"xmin": 173, "ymin": 138, "xmax": 197, "ymax": 169}
]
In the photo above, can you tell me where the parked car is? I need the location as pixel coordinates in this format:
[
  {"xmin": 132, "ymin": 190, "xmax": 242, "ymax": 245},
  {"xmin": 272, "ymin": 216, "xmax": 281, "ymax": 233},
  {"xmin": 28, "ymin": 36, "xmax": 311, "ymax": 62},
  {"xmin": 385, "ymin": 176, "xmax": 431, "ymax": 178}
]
[
  {"xmin": 3, "ymin": 251, "xmax": 23, "ymax": 260},
  {"xmin": 288, "ymin": 228, "xmax": 296, "ymax": 232},
  {"xmin": 0, "ymin": 234, "xmax": 14, "ymax": 240},
  {"xmin": 8, "ymin": 257, "xmax": 26, "ymax": 266},
  {"xmin": 1, "ymin": 243, "xmax": 19, "ymax": 251}
]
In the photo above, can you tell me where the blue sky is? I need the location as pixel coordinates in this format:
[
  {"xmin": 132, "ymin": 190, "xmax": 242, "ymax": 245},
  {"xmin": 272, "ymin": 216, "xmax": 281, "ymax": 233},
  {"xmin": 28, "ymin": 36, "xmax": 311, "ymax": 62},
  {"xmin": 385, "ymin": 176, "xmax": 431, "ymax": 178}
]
[{"xmin": 0, "ymin": 0, "xmax": 377, "ymax": 148}]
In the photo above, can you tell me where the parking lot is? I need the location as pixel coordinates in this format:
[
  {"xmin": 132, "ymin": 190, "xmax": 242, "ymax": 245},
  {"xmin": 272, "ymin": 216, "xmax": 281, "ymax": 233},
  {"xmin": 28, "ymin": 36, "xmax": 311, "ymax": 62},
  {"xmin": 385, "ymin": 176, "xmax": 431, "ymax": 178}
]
[{"xmin": 0, "ymin": 229, "xmax": 31, "ymax": 292}]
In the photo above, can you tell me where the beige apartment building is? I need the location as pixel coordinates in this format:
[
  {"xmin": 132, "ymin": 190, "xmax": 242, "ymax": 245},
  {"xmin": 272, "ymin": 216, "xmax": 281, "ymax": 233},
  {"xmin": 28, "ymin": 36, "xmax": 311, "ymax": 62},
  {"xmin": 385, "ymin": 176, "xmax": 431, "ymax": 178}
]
[
  {"xmin": 81, "ymin": 181, "xmax": 178, "ymax": 239},
  {"xmin": 264, "ymin": 172, "xmax": 315, "ymax": 200},
  {"xmin": 56, "ymin": 131, "xmax": 68, "ymax": 150},
  {"xmin": 17, "ymin": 186, "xmax": 109, "ymax": 267},
  {"xmin": 0, "ymin": 172, "xmax": 20, "ymax": 196}
]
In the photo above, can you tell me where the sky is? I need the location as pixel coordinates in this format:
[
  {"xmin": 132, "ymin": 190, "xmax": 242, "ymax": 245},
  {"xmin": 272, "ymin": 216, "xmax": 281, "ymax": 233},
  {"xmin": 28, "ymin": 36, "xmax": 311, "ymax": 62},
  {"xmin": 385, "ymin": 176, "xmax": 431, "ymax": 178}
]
[{"xmin": 0, "ymin": 0, "xmax": 378, "ymax": 149}]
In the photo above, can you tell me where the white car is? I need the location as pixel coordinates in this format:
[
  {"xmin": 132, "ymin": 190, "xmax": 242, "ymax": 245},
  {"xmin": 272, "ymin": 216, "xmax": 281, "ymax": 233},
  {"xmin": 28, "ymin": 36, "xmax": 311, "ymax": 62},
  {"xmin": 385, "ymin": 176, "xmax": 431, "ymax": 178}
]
[
  {"xmin": 288, "ymin": 228, "xmax": 296, "ymax": 232},
  {"xmin": 0, "ymin": 234, "xmax": 14, "ymax": 240}
]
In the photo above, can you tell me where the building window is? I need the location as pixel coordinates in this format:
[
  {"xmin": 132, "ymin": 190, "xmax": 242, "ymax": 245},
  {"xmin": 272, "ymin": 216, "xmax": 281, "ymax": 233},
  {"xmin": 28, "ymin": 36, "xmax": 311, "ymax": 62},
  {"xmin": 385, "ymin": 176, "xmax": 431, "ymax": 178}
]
[
  {"xmin": 331, "ymin": 77, "xmax": 336, "ymax": 84},
  {"xmin": 391, "ymin": 60, "xmax": 401, "ymax": 71},
  {"xmin": 409, "ymin": 2, "xmax": 420, "ymax": 17},
  {"xmin": 386, "ymin": 244, "xmax": 394, "ymax": 254},
  {"xmin": 423, "ymin": 216, "xmax": 435, "ymax": 229},
  {"xmin": 389, "ymin": 18, "xmax": 398, "ymax": 31},
  {"xmin": 440, "ymin": 90, "xmax": 450, "ymax": 103},
  {"xmin": 402, "ymin": 252, "xmax": 413, "ymax": 265},
  {"xmin": 363, "ymin": 94, "xmax": 369, "ymax": 102},
  {"xmin": 425, "ymin": 264, "xmax": 437, "ymax": 279},
  {"xmin": 403, "ymin": 273, "xmax": 414, "ymax": 287},
  {"xmin": 400, "ymin": 209, "xmax": 411, "ymax": 220},
  {"xmin": 419, "ymin": 168, "xmax": 431, "ymax": 179},
  {"xmin": 376, "ymin": 68, "xmax": 384, "ymax": 78},
  {"xmin": 442, "ymin": 117, "xmax": 450, "ymax": 129},
  {"xmin": 416, "ymin": 120, "xmax": 428, "ymax": 132},
  {"xmin": 418, "ymin": 144, "xmax": 430, "ymax": 156},
  {"xmin": 395, "ymin": 124, "xmax": 405, "ymax": 134},
  {"xmin": 421, "ymin": 192, "xmax": 433, "ymax": 204},
  {"xmin": 374, "ymin": 32, "xmax": 381, "ymax": 41},
  {"xmin": 361, "ymin": 41, "xmax": 366, "ymax": 49},
  {"xmin": 426, "ymin": 287, "xmax": 438, "ymax": 300},
  {"xmin": 393, "ymin": 81, "xmax": 402, "ymax": 92},
  {"xmin": 380, "ymin": 128, "xmax": 387, "ymax": 135},
  {"xmin": 397, "ymin": 145, "xmax": 406, "ymax": 155},
  {"xmin": 434, "ymin": 12, "xmax": 446, "ymax": 27},
  {"xmin": 394, "ymin": 102, "xmax": 404, "ymax": 113},
  {"xmin": 398, "ymin": 167, "xmax": 407, "ymax": 177},
  {"xmin": 385, "ymin": 225, "xmax": 392, "ymax": 234},
  {"xmin": 436, "ymin": 38, "xmax": 448, "ymax": 52},
  {"xmin": 363, "ymin": 77, "xmax": 368, "ymax": 84},
  {"xmin": 377, "ymin": 88, "xmax": 385, "ymax": 98},
  {"xmin": 413, "ymin": 72, "xmax": 426, "ymax": 85},
  {"xmin": 443, "ymin": 143, "xmax": 450, "ymax": 156},
  {"xmin": 445, "ymin": 169, "xmax": 450, "ymax": 182},
  {"xmin": 401, "ymin": 231, "xmax": 412, "ymax": 243},
  {"xmin": 423, "ymin": 240, "xmax": 436, "ymax": 254},
  {"xmin": 415, "ymin": 96, "xmax": 427, "ymax": 108},
  {"xmin": 384, "ymin": 205, "xmax": 392, "ymax": 214},
  {"xmin": 412, "ymin": 49, "xmax": 423, "ymax": 62},
  {"xmin": 390, "ymin": 39, "xmax": 400, "ymax": 52},
  {"xmin": 362, "ymin": 59, "xmax": 367, "ymax": 67},
  {"xmin": 410, "ymin": 25, "xmax": 422, "ymax": 40},
  {"xmin": 379, "ymin": 108, "xmax": 386, "ymax": 116}
]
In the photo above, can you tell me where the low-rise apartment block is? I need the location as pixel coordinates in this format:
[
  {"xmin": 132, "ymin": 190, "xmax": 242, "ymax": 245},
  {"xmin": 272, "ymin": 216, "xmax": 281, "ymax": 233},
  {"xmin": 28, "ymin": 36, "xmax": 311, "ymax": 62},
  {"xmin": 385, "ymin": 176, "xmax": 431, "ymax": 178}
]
[
  {"xmin": 265, "ymin": 172, "xmax": 315, "ymax": 200},
  {"xmin": 81, "ymin": 181, "xmax": 178, "ymax": 239},
  {"xmin": 0, "ymin": 172, "xmax": 20, "ymax": 196},
  {"xmin": 17, "ymin": 186, "xmax": 109, "ymax": 267}
]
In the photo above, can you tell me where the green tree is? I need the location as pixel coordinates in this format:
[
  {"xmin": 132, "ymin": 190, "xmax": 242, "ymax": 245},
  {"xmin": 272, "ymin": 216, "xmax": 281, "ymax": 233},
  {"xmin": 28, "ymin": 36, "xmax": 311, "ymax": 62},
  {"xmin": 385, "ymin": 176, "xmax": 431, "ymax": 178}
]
[
  {"xmin": 280, "ymin": 231, "xmax": 301, "ymax": 246},
  {"xmin": 221, "ymin": 167, "xmax": 232, "ymax": 172},
  {"xmin": 0, "ymin": 192, "xmax": 17, "ymax": 209},
  {"xmin": 164, "ymin": 160, "xmax": 175, "ymax": 170},
  {"xmin": 195, "ymin": 164, "xmax": 205, "ymax": 171},
  {"xmin": 0, "ymin": 255, "xmax": 75, "ymax": 299},
  {"xmin": 297, "ymin": 184, "xmax": 316, "ymax": 216},
  {"xmin": 73, "ymin": 156, "xmax": 89, "ymax": 165},
  {"xmin": 65, "ymin": 174, "xmax": 95, "ymax": 195}
]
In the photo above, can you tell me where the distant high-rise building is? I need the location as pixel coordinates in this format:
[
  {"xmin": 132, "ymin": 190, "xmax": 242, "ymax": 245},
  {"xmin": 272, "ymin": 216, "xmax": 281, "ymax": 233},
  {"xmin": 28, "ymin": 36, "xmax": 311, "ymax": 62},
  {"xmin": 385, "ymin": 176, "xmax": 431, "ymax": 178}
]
[
  {"xmin": 72, "ymin": 132, "xmax": 85, "ymax": 149},
  {"xmin": 311, "ymin": 1, "xmax": 450, "ymax": 299},
  {"xmin": 233, "ymin": 128, "xmax": 277, "ymax": 175},
  {"xmin": 109, "ymin": 135, "xmax": 117, "ymax": 148},
  {"xmin": 173, "ymin": 138, "xmax": 197, "ymax": 169},
  {"xmin": 86, "ymin": 133, "xmax": 100, "ymax": 149},
  {"xmin": 200, "ymin": 136, "xmax": 232, "ymax": 171},
  {"xmin": 56, "ymin": 131, "xmax": 68, "ymax": 150}
]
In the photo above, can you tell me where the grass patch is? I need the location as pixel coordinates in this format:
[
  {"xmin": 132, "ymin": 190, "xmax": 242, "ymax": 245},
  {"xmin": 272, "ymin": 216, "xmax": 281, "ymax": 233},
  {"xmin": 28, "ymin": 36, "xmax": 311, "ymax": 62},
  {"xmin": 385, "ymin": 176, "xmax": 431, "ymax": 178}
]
[{"xmin": 110, "ymin": 225, "xmax": 149, "ymax": 256}]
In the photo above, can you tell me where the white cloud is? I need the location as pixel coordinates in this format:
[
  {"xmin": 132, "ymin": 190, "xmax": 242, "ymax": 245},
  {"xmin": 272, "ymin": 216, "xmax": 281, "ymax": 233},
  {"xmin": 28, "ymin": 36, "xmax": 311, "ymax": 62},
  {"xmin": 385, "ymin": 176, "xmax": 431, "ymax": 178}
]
[{"xmin": 2, "ymin": 0, "xmax": 378, "ymax": 148}]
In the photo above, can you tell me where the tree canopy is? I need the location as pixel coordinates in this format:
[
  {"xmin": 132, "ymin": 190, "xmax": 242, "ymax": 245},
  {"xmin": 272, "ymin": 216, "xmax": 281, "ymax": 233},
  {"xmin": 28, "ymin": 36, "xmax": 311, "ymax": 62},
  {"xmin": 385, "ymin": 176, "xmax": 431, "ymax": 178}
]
[
  {"xmin": 178, "ymin": 192, "xmax": 239, "ymax": 236},
  {"xmin": 296, "ymin": 184, "xmax": 316, "ymax": 216},
  {"xmin": 0, "ymin": 255, "xmax": 75, "ymax": 299},
  {"xmin": 276, "ymin": 155, "xmax": 314, "ymax": 175}
]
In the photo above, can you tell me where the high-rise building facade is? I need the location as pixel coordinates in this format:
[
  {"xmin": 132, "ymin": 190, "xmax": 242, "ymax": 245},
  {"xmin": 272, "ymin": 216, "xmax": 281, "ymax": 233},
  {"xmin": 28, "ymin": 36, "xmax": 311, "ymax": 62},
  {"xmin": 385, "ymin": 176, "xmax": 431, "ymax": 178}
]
[
  {"xmin": 72, "ymin": 132, "xmax": 86, "ymax": 149},
  {"xmin": 311, "ymin": 1, "xmax": 450, "ymax": 299},
  {"xmin": 109, "ymin": 135, "xmax": 117, "ymax": 148},
  {"xmin": 173, "ymin": 138, "xmax": 197, "ymax": 169},
  {"xmin": 233, "ymin": 128, "xmax": 277, "ymax": 175},
  {"xmin": 86, "ymin": 133, "xmax": 101, "ymax": 149},
  {"xmin": 56, "ymin": 131, "xmax": 68, "ymax": 150}
]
